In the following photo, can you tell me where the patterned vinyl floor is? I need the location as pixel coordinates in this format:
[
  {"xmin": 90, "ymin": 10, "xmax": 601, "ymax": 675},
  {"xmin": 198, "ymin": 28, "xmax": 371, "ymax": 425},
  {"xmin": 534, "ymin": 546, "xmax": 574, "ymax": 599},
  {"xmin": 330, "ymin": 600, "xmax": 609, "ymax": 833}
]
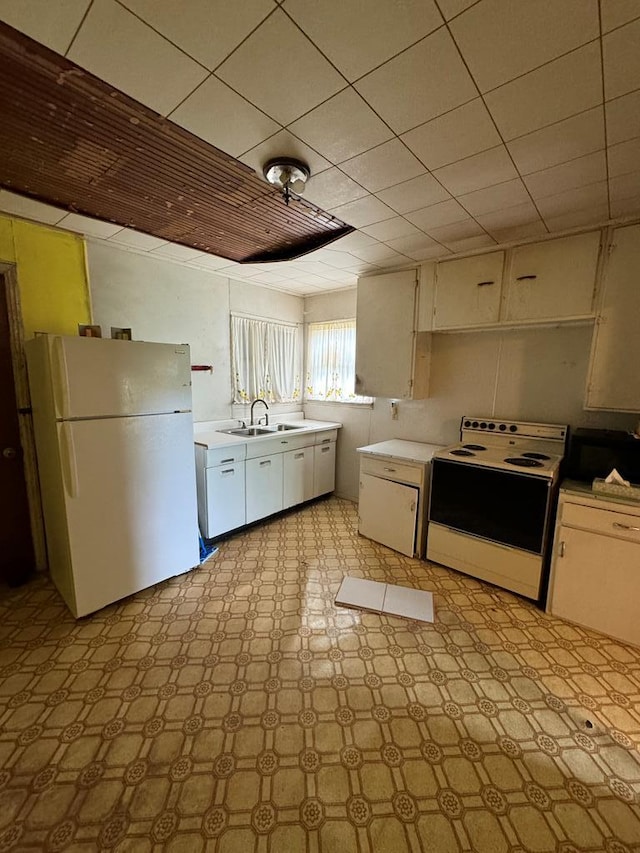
[{"xmin": 1, "ymin": 497, "xmax": 640, "ymax": 852}]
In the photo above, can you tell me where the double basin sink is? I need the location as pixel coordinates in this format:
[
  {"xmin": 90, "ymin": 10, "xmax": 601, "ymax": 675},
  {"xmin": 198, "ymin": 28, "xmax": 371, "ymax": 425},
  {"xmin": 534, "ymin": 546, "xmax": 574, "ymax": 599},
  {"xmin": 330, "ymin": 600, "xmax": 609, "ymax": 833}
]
[{"xmin": 217, "ymin": 423, "xmax": 304, "ymax": 438}]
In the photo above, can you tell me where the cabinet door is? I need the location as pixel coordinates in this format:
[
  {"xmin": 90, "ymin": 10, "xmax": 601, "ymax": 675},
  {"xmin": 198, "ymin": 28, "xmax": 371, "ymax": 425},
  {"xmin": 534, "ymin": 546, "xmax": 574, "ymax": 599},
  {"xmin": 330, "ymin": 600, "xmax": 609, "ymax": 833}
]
[
  {"xmin": 549, "ymin": 525, "xmax": 640, "ymax": 647},
  {"xmin": 245, "ymin": 454, "xmax": 284, "ymax": 524},
  {"xmin": 434, "ymin": 252, "xmax": 504, "ymax": 329},
  {"xmin": 358, "ymin": 473, "xmax": 418, "ymax": 557},
  {"xmin": 586, "ymin": 224, "xmax": 640, "ymax": 412},
  {"xmin": 283, "ymin": 446, "xmax": 314, "ymax": 509},
  {"xmin": 313, "ymin": 442, "xmax": 336, "ymax": 497},
  {"xmin": 504, "ymin": 231, "xmax": 600, "ymax": 322},
  {"xmin": 205, "ymin": 463, "xmax": 246, "ymax": 538},
  {"xmin": 355, "ymin": 269, "xmax": 418, "ymax": 399}
]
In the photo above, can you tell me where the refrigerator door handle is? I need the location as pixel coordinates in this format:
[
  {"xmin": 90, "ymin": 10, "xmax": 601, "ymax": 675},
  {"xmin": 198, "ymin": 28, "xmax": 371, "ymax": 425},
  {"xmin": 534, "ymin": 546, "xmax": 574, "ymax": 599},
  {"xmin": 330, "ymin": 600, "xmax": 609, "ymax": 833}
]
[
  {"xmin": 52, "ymin": 336, "xmax": 71, "ymax": 420},
  {"xmin": 61, "ymin": 422, "xmax": 79, "ymax": 498}
]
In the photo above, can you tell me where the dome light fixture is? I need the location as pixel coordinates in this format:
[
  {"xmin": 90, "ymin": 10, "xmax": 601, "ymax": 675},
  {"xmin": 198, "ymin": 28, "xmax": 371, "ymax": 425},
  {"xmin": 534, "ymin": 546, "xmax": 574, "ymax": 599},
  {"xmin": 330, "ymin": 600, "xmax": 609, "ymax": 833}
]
[{"xmin": 263, "ymin": 157, "xmax": 310, "ymax": 205}]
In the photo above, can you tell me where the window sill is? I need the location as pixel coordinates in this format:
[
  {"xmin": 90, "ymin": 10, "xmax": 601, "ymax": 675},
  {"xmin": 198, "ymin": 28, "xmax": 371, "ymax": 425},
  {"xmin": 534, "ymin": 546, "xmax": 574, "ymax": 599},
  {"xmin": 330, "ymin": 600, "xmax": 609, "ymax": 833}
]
[{"xmin": 304, "ymin": 398, "xmax": 374, "ymax": 409}]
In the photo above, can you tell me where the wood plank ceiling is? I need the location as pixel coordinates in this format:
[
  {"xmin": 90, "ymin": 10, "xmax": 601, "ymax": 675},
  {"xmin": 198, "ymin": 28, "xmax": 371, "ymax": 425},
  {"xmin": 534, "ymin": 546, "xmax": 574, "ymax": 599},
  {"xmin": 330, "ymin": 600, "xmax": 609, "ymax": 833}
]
[{"xmin": 0, "ymin": 22, "xmax": 353, "ymax": 263}]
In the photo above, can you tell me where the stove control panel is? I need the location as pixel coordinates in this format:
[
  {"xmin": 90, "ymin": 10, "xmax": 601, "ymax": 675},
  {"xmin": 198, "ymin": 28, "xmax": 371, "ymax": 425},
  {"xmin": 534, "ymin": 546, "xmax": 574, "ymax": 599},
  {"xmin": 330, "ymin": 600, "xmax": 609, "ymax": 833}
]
[{"xmin": 461, "ymin": 416, "xmax": 567, "ymax": 442}]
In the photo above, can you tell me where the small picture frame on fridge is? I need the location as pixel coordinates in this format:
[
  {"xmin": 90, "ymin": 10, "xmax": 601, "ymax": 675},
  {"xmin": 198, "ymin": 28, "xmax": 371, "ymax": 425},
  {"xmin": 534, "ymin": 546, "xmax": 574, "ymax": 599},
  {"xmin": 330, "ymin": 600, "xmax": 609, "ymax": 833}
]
[
  {"xmin": 111, "ymin": 327, "xmax": 133, "ymax": 340},
  {"xmin": 78, "ymin": 324, "xmax": 102, "ymax": 338}
]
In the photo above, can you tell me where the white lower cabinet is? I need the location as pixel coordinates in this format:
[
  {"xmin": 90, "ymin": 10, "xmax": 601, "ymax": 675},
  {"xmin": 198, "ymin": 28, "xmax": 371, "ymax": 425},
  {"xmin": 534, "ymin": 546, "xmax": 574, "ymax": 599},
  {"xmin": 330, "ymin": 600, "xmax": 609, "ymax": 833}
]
[
  {"xmin": 548, "ymin": 487, "xmax": 640, "ymax": 647},
  {"xmin": 359, "ymin": 473, "xmax": 418, "ymax": 557},
  {"xmin": 283, "ymin": 446, "xmax": 314, "ymax": 508},
  {"xmin": 245, "ymin": 454, "xmax": 284, "ymax": 524},
  {"xmin": 204, "ymin": 463, "xmax": 246, "ymax": 538},
  {"xmin": 313, "ymin": 441, "xmax": 336, "ymax": 497}
]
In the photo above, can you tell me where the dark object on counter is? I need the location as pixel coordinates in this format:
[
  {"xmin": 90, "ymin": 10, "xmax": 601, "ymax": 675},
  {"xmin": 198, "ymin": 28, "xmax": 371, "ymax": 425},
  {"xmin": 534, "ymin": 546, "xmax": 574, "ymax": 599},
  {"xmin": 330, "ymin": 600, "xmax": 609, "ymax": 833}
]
[{"xmin": 566, "ymin": 428, "xmax": 640, "ymax": 484}]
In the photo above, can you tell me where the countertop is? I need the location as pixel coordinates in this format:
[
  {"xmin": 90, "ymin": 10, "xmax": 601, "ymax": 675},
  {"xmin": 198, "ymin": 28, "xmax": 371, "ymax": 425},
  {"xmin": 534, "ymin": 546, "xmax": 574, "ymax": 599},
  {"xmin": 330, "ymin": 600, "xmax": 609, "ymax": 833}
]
[
  {"xmin": 194, "ymin": 419, "xmax": 342, "ymax": 450},
  {"xmin": 560, "ymin": 478, "xmax": 640, "ymax": 509},
  {"xmin": 356, "ymin": 439, "xmax": 445, "ymax": 465}
]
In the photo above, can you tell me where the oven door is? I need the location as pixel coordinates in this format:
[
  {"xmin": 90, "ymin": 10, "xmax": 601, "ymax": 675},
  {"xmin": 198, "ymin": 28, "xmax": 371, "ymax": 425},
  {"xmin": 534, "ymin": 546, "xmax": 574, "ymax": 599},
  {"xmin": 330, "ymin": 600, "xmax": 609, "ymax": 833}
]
[{"xmin": 429, "ymin": 458, "xmax": 552, "ymax": 554}]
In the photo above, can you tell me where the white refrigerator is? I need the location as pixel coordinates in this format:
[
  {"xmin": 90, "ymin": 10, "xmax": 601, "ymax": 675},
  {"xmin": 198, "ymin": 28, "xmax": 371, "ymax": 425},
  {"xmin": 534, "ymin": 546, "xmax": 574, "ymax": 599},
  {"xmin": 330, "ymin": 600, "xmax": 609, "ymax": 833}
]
[{"xmin": 26, "ymin": 334, "xmax": 200, "ymax": 617}]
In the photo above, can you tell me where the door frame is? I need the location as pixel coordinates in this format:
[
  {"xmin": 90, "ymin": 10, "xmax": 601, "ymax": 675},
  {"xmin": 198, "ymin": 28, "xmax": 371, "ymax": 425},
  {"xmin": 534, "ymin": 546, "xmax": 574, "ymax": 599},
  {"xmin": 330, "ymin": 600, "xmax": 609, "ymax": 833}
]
[{"xmin": 1, "ymin": 263, "xmax": 47, "ymax": 571}]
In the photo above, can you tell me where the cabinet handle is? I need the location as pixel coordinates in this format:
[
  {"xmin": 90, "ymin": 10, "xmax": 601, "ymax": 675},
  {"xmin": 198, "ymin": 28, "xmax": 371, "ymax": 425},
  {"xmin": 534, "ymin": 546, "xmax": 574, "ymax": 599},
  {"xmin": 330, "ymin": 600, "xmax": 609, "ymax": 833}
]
[
  {"xmin": 559, "ymin": 541, "xmax": 565, "ymax": 557},
  {"xmin": 259, "ymin": 460, "xmax": 271, "ymax": 467},
  {"xmin": 516, "ymin": 274, "xmax": 537, "ymax": 281},
  {"xmin": 321, "ymin": 438, "xmax": 331, "ymax": 444},
  {"xmin": 476, "ymin": 280, "xmax": 494, "ymax": 287},
  {"xmin": 383, "ymin": 466, "xmax": 396, "ymax": 472},
  {"xmin": 221, "ymin": 468, "xmax": 235, "ymax": 475},
  {"xmin": 321, "ymin": 447, "xmax": 330, "ymax": 453},
  {"xmin": 613, "ymin": 522, "xmax": 640, "ymax": 531},
  {"xmin": 294, "ymin": 453, "xmax": 304, "ymax": 459},
  {"xmin": 280, "ymin": 440, "xmax": 288, "ymax": 445},
  {"xmin": 220, "ymin": 458, "xmax": 234, "ymax": 464}
]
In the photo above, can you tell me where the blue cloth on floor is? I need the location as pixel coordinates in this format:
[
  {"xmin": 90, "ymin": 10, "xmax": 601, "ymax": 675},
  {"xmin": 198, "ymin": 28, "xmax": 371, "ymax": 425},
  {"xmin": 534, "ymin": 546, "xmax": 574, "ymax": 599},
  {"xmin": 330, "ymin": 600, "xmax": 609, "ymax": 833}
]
[{"xmin": 199, "ymin": 532, "xmax": 217, "ymax": 563}]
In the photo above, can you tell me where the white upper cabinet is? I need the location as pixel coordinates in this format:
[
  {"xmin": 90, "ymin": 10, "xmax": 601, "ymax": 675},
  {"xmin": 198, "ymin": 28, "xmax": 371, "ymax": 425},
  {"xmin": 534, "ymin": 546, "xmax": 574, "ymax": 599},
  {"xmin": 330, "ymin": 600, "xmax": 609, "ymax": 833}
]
[
  {"xmin": 433, "ymin": 252, "xmax": 504, "ymax": 330},
  {"xmin": 586, "ymin": 224, "xmax": 640, "ymax": 412},
  {"xmin": 503, "ymin": 232, "xmax": 601, "ymax": 323},
  {"xmin": 356, "ymin": 269, "xmax": 430, "ymax": 399}
]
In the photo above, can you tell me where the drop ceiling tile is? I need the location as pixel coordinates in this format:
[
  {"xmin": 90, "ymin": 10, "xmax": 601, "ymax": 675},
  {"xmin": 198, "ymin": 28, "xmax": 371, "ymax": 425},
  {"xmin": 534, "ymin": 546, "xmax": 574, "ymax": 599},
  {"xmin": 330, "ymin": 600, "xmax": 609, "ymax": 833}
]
[
  {"xmin": 340, "ymin": 139, "xmax": 426, "ymax": 192},
  {"xmin": 327, "ymin": 230, "xmax": 379, "ymax": 250},
  {"xmin": 507, "ymin": 108, "xmax": 605, "ymax": 175},
  {"xmin": 489, "ymin": 221, "xmax": 548, "ymax": 242},
  {"xmin": 535, "ymin": 180, "xmax": 609, "ymax": 219},
  {"xmin": 327, "ymin": 195, "xmax": 395, "ymax": 228},
  {"xmin": 608, "ymin": 137, "xmax": 640, "ymax": 177},
  {"xmin": 0, "ymin": 0, "xmax": 90, "ymax": 53},
  {"xmin": 193, "ymin": 255, "xmax": 240, "ymax": 271},
  {"xmin": 58, "ymin": 213, "xmax": 124, "ymax": 238},
  {"xmin": 239, "ymin": 129, "xmax": 330, "ymax": 179},
  {"xmin": 361, "ymin": 216, "xmax": 421, "ymax": 241},
  {"xmin": 170, "ymin": 76, "xmax": 280, "ymax": 157},
  {"xmin": 524, "ymin": 151, "xmax": 607, "ymax": 199},
  {"xmin": 457, "ymin": 179, "xmax": 531, "ymax": 216},
  {"xmin": 385, "ymin": 233, "xmax": 442, "ymax": 260},
  {"xmin": 609, "ymin": 170, "xmax": 640, "ymax": 201},
  {"xmin": 401, "ymin": 98, "xmax": 501, "ymax": 171},
  {"xmin": 426, "ymin": 218, "xmax": 484, "ymax": 247},
  {"xmin": 120, "ymin": 0, "xmax": 274, "ymax": 70},
  {"xmin": 354, "ymin": 28, "xmax": 477, "ymax": 134},
  {"xmin": 434, "ymin": 146, "xmax": 518, "ymax": 196},
  {"xmin": 406, "ymin": 198, "xmax": 468, "ymax": 231},
  {"xmin": 374, "ymin": 253, "xmax": 414, "ymax": 268},
  {"xmin": 320, "ymin": 250, "xmax": 370, "ymax": 270},
  {"xmin": 436, "ymin": 0, "xmax": 478, "ymax": 21},
  {"xmin": 108, "ymin": 228, "xmax": 169, "ymax": 250},
  {"xmin": 600, "ymin": 0, "xmax": 640, "ymax": 33},
  {"xmin": 376, "ymin": 174, "xmax": 451, "ymax": 214},
  {"xmin": 610, "ymin": 193, "xmax": 640, "ymax": 218},
  {"xmin": 475, "ymin": 200, "xmax": 543, "ymax": 233},
  {"xmin": 303, "ymin": 168, "xmax": 368, "ymax": 210},
  {"xmin": 287, "ymin": 89, "xmax": 393, "ymax": 164},
  {"xmin": 446, "ymin": 234, "xmax": 497, "ymax": 253},
  {"xmin": 0, "ymin": 191, "xmax": 66, "ymax": 225},
  {"xmin": 350, "ymin": 243, "xmax": 408, "ymax": 264},
  {"xmin": 603, "ymin": 18, "xmax": 640, "ymax": 100},
  {"xmin": 68, "ymin": 0, "xmax": 209, "ymax": 116},
  {"xmin": 282, "ymin": 0, "xmax": 442, "ymax": 81},
  {"xmin": 543, "ymin": 203, "xmax": 609, "ymax": 231},
  {"xmin": 151, "ymin": 243, "xmax": 206, "ymax": 261},
  {"xmin": 216, "ymin": 10, "xmax": 345, "ymax": 125},
  {"xmin": 449, "ymin": 0, "xmax": 599, "ymax": 93},
  {"xmin": 485, "ymin": 42, "xmax": 602, "ymax": 142},
  {"xmin": 606, "ymin": 90, "xmax": 640, "ymax": 144}
]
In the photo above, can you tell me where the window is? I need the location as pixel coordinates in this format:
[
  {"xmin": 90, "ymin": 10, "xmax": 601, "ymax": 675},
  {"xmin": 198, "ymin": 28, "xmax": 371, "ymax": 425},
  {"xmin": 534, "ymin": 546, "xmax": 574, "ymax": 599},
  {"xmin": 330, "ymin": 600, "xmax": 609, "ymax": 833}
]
[
  {"xmin": 231, "ymin": 315, "xmax": 301, "ymax": 403},
  {"xmin": 305, "ymin": 319, "xmax": 372, "ymax": 404}
]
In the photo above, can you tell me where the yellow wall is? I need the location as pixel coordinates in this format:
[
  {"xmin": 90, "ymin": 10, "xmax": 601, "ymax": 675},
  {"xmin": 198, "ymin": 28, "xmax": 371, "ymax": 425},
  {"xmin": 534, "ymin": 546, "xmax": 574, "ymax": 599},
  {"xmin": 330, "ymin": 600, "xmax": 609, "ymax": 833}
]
[{"xmin": 0, "ymin": 215, "xmax": 91, "ymax": 338}]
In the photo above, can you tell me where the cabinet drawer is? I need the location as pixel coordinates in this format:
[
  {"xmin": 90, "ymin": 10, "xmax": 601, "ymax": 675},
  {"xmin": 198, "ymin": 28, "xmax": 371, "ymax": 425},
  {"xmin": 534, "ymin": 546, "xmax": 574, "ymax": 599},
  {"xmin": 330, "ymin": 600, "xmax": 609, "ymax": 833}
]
[
  {"xmin": 315, "ymin": 429, "xmax": 338, "ymax": 445},
  {"xmin": 203, "ymin": 444, "xmax": 246, "ymax": 466},
  {"xmin": 561, "ymin": 501, "xmax": 640, "ymax": 543},
  {"xmin": 360, "ymin": 455, "xmax": 423, "ymax": 485},
  {"xmin": 245, "ymin": 433, "xmax": 310, "ymax": 459}
]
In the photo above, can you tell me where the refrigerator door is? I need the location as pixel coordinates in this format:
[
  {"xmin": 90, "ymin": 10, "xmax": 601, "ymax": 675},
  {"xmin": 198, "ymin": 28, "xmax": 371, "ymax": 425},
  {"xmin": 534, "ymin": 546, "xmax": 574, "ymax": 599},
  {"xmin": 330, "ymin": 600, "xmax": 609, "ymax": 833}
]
[
  {"xmin": 46, "ymin": 335, "xmax": 192, "ymax": 419},
  {"xmin": 56, "ymin": 412, "xmax": 199, "ymax": 617}
]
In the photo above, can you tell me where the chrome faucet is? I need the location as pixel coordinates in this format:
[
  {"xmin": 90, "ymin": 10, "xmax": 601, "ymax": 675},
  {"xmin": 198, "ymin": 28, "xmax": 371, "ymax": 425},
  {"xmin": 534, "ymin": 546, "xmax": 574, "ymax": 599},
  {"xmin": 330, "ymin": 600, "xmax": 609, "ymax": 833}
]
[{"xmin": 250, "ymin": 398, "xmax": 269, "ymax": 426}]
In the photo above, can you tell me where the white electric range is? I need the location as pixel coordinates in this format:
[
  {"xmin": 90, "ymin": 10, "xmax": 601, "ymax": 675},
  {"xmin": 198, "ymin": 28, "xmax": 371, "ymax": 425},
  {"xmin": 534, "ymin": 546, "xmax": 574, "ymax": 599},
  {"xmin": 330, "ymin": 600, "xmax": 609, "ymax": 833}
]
[{"xmin": 427, "ymin": 416, "xmax": 568, "ymax": 602}]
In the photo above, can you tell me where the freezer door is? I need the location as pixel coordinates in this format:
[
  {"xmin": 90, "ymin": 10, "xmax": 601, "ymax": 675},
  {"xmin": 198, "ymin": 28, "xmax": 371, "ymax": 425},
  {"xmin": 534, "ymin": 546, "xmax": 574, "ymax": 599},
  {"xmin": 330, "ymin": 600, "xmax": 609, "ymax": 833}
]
[
  {"xmin": 56, "ymin": 412, "xmax": 199, "ymax": 617},
  {"xmin": 45, "ymin": 335, "xmax": 192, "ymax": 419}
]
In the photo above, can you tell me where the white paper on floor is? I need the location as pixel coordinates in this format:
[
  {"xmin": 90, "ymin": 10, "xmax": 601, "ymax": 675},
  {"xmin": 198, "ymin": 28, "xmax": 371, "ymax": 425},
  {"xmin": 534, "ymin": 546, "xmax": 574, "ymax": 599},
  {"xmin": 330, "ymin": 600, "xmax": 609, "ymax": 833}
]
[{"xmin": 335, "ymin": 577, "xmax": 434, "ymax": 623}]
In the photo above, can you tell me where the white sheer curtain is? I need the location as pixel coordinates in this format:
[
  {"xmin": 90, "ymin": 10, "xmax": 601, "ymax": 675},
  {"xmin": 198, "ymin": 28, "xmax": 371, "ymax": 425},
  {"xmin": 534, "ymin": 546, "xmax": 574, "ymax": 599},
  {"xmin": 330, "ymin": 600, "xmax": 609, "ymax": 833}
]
[
  {"xmin": 305, "ymin": 319, "xmax": 372, "ymax": 403},
  {"xmin": 231, "ymin": 315, "xmax": 301, "ymax": 403}
]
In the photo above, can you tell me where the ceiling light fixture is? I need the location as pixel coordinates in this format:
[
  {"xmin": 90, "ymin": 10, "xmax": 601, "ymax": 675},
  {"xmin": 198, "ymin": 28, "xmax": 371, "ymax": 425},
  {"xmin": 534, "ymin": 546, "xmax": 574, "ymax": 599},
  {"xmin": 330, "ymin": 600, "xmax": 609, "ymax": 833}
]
[{"xmin": 263, "ymin": 157, "xmax": 310, "ymax": 206}]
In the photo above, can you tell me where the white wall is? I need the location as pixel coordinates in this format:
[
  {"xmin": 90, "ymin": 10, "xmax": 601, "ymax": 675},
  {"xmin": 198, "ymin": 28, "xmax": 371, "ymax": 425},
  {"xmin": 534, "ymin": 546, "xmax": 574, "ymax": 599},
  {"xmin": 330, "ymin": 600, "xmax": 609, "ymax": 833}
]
[
  {"xmin": 304, "ymin": 288, "xmax": 636, "ymax": 501},
  {"xmin": 87, "ymin": 241, "xmax": 304, "ymax": 423}
]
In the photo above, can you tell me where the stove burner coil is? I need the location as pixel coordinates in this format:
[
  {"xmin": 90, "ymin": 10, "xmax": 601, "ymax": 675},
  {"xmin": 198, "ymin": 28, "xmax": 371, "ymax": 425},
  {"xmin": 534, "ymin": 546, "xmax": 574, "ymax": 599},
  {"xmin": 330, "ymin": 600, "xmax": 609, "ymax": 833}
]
[
  {"xmin": 450, "ymin": 449, "xmax": 475, "ymax": 457},
  {"xmin": 504, "ymin": 457, "xmax": 544, "ymax": 468},
  {"xmin": 462, "ymin": 444, "xmax": 486, "ymax": 451},
  {"xmin": 522, "ymin": 452, "xmax": 550, "ymax": 460}
]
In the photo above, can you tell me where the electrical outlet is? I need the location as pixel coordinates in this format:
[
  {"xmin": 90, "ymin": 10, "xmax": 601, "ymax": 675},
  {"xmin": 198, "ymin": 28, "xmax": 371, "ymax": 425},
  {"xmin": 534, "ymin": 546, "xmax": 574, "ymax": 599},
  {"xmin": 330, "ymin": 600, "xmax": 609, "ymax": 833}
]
[{"xmin": 391, "ymin": 400, "xmax": 399, "ymax": 420}]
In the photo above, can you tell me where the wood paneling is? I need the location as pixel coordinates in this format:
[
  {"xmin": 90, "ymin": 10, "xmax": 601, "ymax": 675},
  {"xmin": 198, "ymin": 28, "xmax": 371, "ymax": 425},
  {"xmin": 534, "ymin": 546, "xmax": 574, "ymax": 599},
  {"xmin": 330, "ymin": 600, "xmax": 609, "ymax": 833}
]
[{"xmin": 0, "ymin": 23, "xmax": 353, "ymax": 263}]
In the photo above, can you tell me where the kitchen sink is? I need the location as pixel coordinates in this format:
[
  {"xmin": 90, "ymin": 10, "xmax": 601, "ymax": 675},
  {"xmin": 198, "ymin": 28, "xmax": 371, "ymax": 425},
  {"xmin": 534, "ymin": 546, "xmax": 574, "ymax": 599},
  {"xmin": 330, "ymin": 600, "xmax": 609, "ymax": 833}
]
[
  {"xmin": 270, "ymin": 423, "xmax": 303, "ymax": 431},
  {"xmin": 218, "ymin": 427, "xmax": 273, "ymax": 437}
]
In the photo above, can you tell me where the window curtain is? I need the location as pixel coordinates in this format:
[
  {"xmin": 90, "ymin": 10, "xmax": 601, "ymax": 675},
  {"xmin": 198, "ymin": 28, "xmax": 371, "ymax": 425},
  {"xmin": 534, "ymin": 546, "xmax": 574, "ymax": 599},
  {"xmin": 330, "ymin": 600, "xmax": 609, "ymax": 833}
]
[
  {"xmin": 231, "ymin": 315, "xmax": 301, "ymax": 403},
  {"xmin": 305, "ymin": 319, "xmax": 372, "ymax": 403}
]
